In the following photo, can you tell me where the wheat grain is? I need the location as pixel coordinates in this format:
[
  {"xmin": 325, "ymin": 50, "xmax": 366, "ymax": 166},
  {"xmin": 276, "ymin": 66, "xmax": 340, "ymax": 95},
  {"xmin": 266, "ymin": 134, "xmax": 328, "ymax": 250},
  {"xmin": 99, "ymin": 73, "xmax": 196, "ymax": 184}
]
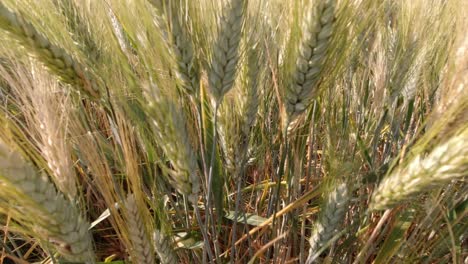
[
  {"xmin": 0, "ymin": 2, "xmax": 101, "ymax": 99},
  {"xmin": 371, "ymin": 126, "xmax": 468, "ymax": 211},
  {"xmin": 286, "ymin": 0, "xmax": 335, "ymax": 120},
  {"xmin": 0, "ymin": 141, "xmax": 94, "ymax": 262},
  {"xmin": 306, "ymin": 183, "xmax": 349, "ymax": 264},
  {"xmin": 125, "ymin": 194, "xmax": 155, "ymax": 264},
  {"xmin": 153, "ymin": 229, "xmax": 178, "ymax": 264},
  {"xmin": 208, "ymin": 0, "xmax": 245, "ymax": 103}
]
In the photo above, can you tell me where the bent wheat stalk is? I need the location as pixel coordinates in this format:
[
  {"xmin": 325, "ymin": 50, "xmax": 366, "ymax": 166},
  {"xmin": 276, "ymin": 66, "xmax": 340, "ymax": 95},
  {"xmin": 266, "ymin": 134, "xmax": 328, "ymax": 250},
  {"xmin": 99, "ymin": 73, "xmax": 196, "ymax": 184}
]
[
  {"xmin": 0, "ymin": 141, "xmax": 94, "ymax": 262},
  {"xmin": 371, "ymin": 126, "xmax": 468, "ymax": 210}
]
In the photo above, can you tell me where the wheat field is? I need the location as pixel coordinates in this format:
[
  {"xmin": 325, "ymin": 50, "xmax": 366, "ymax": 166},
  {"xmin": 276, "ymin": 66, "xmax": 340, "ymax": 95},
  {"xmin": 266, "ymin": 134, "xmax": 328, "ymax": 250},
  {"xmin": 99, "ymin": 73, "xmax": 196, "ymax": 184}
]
[{"xmin": 0, "ymin": 0, "xmax": 467, "ymax": 263}]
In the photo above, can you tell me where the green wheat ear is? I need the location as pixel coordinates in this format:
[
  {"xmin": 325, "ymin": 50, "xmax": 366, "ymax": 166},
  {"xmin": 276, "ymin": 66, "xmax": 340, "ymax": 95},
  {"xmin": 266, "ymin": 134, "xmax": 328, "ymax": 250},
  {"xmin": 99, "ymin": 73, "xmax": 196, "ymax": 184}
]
[
  {"xmin": 307, "ymin": 183, "xmax": 349, "ymax": 263},
  {"xmin": 208, "ymin": 0, "xmax": 246, "ymax": 104},
  {"xmin": 286, "ymin": 0, "xmax": 335, "ymax": 122},
  {"xmin": 0, "ymin": 2, "xmax": 101, "ymax": 99},
  {"xmin": 125, "ymin": 194, "xmax": 155, "ymax": 264},
  {"xmin": 0, "ymin": 141, "xmax": 95, "ymax": 262},
  {"xmin": 371, "ymin": 126, "xmax": 468, "ymax": 210}
]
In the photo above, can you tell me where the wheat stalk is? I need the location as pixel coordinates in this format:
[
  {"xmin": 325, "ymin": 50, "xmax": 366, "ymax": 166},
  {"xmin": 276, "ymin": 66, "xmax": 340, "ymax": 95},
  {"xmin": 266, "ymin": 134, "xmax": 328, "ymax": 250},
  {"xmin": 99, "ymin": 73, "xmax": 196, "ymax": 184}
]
[
  {"xmin": 0, "ymin": 141, "xmax": 94, "ymax": 262},
  {"xmin": 153, "ymin": 229, "xmax": 178, "ymax": 264},
  {"xmin": 286, "ymin": 0, "xmax": 335, "ymax": 120},
  {"xmin": 124, "ymin": 194, "xmax": 155, "ymax": 264},
  {"xmin": 208, "ymin": 0, "xmax": 246, "ymax": 103},
  {"xmin": 306, "ymin": 183, "xmax": 349, "ymax": 264},
  {"xmin": 371, "ymin": 126, "xmax": 468, "ymax": 211},
  {"xmin": 0, "ymin": 2, "xmax": 101, "ymax": 99}
]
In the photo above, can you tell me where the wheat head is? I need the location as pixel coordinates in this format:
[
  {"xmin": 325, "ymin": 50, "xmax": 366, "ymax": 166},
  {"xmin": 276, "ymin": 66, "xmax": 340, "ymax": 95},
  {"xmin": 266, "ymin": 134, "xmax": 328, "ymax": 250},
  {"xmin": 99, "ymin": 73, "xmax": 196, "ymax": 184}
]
[
  {"xmin": 371, "ymin": 126, "xmax": 468, "ymax": 211},
  {"xmin": 0, "ymin": 141, "xmax": 94, "ymax": 262},
  {"xmin": 146, "ymin": 85, "xmax": 200, "ymax": 204},
  {"xmin": 0, "ymin": 2, "xmax": 101, "ymax": 99},
  {"xmin": 306, "ymin": 183, "xmax": 349, "ymax": 264},
  {"xmin": 208, "ymin": 0, "xmax": 246, "ymax": 104},
  {"xmin": 149, "ymin": 1, "xmax": 199, "ymax": 94},
  {"xmin": 153, "ymin": 229, "xmax": 178, "ymax": 264},
  {"xmin": 286, "ymin": 0, "xmax": 335, "ymax": 121},
  {"xmin": 125, "ymin": 194, "xmax": 155, "ymax": 264}
]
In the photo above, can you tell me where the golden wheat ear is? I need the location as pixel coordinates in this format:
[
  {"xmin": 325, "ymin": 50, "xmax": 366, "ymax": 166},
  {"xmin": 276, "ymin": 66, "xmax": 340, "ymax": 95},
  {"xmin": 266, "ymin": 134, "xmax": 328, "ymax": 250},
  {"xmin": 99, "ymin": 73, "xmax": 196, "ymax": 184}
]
[{"xmin": 0, "ymin": 140, "xmax": 95, "ymax": 263}]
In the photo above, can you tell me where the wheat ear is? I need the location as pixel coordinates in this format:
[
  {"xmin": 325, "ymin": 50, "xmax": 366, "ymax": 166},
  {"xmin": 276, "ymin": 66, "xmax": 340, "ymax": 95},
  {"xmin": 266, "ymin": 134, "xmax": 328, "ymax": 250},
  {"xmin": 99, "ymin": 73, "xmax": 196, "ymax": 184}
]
[
  {"xmin": 208, "ymin": 0, "xmax": 246, "ymax": 103},
  {"xmin": 146, "ymin": 86, "xmax": 200, "ymax": 204},
  {"xmin": 306, "ymin": 183, "xmax": 349, "ymax": 264},
  {"xmin": 371, "ymin": 127, "xmax": 468, "ymax": 211},
  {"xmin": 153, "ymin": 229, "xmax": 178, "ymax": 264},
  {"xmin": 125, "ymin": 194, "xmax": 155, "ymax": 264},
  {"xmin": 286, "ymin": 0, "xmax": 335, "ymax": 120},
  {"xmin": 0, "ymin": 141, "xmax": 94, "ymax": 262},
  {"xmin": 149, "ymin": 1, "xmax": 199, "ymax": 94},
  {"xmin": 0, "ymin": 3, "xmax": 101, "ymax": 98},
  {"xmin": 218, "ymin": 46, "xmax": 261, "ymax": 174}
]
